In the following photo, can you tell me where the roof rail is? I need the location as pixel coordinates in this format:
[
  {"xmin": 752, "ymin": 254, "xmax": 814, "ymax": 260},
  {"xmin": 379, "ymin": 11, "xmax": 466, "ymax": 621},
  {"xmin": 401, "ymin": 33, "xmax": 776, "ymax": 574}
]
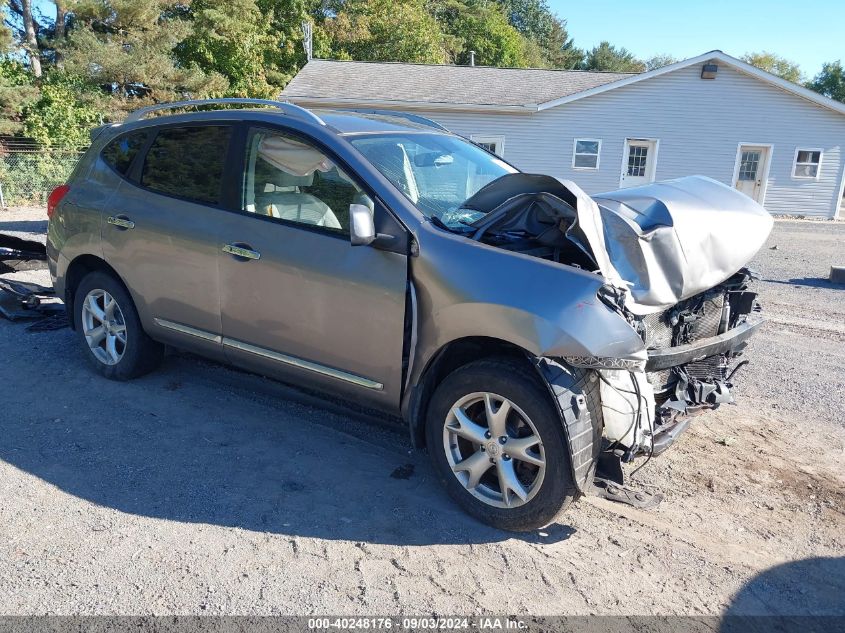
[
  {"xmin": 124, "ymin": 98, "xmax": 326, "ymax": 126},
  {"xmin": 336, "ymin": 108, "xmax": 450, "ymax": 132}
]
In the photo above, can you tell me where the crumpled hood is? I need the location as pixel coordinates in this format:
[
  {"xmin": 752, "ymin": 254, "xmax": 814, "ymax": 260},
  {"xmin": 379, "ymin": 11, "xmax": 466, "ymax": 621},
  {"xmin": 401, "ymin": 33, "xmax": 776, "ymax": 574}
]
[
  {"xmin": 587, "ymin": 176, "xmax": 773, "ymax": 314},
  {"xmin": 462, "ymin": 174, "xmax": 773, "ymax": 315}
]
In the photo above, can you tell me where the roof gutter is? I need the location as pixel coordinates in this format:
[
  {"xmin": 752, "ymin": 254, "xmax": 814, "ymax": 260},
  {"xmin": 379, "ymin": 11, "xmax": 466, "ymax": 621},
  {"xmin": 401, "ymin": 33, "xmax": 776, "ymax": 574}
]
[{"xmin": 282, "ymin": 95, "xmax": 539, "ymax": 114}]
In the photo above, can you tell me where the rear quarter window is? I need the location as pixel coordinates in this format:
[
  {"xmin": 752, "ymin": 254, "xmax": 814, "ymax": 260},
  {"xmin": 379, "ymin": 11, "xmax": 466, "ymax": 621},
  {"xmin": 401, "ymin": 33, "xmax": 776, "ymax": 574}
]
[
  {"xmin": 141, "ymin": 126, "xmax": 232, "ymax": 205},
  {"xmin": 101, "ymin": 131, "xmax": 148, "ymax": 176}
]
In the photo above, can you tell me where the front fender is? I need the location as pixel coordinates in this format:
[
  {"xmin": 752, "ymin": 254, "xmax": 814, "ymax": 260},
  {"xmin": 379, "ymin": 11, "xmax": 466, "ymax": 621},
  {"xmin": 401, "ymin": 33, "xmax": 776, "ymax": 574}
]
[{"xmin": 408, "ymin": 223, "xmax": 647, "ymax": 391}]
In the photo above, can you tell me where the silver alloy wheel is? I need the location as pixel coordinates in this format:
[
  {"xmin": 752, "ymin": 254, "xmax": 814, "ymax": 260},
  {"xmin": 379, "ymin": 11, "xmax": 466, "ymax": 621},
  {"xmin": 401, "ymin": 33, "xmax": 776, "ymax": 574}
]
[
  {"xmin": 81, "ymin": 289, "xmax": 127, "ymax": 366},
  {"xmin": 443, "ymin": 392, "xmax": 546, "ymax": 509}
]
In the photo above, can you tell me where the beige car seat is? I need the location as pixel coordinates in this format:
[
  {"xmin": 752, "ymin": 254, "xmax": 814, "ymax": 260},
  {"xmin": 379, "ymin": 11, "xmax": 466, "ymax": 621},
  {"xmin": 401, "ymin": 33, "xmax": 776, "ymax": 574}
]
[{"xmin": 254, "ymin": 159, "xmax": 342, "ymax": 229}]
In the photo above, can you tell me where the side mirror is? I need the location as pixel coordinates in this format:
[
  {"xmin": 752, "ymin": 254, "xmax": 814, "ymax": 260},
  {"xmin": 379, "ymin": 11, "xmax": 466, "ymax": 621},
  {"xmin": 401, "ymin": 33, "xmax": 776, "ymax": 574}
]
[{"xmin": 349, "ymin": 203, "xmax": 376, "ymax": 246}]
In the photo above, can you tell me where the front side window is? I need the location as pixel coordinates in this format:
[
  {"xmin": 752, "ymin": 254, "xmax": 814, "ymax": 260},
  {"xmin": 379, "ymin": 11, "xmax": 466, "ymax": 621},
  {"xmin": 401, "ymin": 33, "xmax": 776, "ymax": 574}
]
[
  {"xmin": 242, "ymin": 129, "xmax": 366, "ymax": 235},
  {"xmin": 573, "ymin": 138, "xmax": 601, "ymax": 170},
  {"xmin": 792, "ymin": 148, "xmax": 822, "ymax": 179},
  {"xmin": 141, "ymin": 126, "xmax": 232, "ymax": 205},
  {"xmin": 101, "ymin": 130, "xmax": 148, "ymax": 176},
  {"xmin": 350, "ymin": 133, "xmax": 516, "ymax": 229}
]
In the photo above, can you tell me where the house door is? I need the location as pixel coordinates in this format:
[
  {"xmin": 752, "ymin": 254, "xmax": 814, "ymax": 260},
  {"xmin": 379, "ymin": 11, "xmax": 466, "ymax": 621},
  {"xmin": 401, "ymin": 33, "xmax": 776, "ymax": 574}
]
[
  {"xmin": 620, "ymin": 139, "xmax": 658, "ymax": 188},
  {"xmin": 733, "ymin": 145, "xmax": 770, "ymax": 203}
]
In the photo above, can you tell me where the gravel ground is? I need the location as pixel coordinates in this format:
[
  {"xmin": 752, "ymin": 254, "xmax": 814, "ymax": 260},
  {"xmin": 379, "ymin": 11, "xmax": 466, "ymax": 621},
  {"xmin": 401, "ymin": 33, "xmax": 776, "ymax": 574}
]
[{"xmin": 0, "ymin": 207, "xmax": 843, "ymax": 616}]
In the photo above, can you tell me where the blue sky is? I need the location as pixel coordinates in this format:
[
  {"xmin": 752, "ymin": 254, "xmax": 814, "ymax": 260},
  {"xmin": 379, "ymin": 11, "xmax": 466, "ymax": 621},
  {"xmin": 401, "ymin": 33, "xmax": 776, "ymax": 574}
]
[{"xmin": 550, "ymin": 0, "xmax": 842, "ymax": 78}]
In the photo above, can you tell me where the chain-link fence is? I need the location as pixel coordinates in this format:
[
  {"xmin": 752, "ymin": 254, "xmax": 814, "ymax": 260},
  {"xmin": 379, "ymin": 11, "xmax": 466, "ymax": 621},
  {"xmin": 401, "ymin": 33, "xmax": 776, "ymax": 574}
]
[{"xmin": 0, "ymin": 148, "xmax": 84, "ymax": 207}]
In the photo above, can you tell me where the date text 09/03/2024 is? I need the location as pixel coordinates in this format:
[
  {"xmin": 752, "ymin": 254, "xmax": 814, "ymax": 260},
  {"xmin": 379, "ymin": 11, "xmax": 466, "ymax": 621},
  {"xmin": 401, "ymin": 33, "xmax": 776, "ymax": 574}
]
[{"xmin": 308, "ymin": 617, "xmax": 528, "ymax": 630}]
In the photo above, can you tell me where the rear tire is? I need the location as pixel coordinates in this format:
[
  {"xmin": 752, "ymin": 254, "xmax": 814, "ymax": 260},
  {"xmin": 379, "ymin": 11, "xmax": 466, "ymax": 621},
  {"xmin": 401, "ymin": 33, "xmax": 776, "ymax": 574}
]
[
  {"xmin": 425, "ymin": 358, "xmax": 578, "ymax": 531},
  {"xmin": 74, "ymin": 271, "xmax": 164, "ymax": 381}
]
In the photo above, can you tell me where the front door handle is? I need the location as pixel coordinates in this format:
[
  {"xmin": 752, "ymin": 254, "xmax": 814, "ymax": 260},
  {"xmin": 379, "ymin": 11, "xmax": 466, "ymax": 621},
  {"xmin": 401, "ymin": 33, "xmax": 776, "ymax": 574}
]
[
  {"xmin": 222, "ymin": 243, "xmax": 261, "ymax": 261},
  {"xmin": 107, "ymin": 215, "xmax": 135, "ymax": 230}
]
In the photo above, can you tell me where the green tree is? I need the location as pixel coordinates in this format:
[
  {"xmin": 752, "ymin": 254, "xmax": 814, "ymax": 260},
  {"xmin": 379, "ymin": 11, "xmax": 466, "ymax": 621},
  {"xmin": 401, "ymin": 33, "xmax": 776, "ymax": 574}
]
[
  {"xmin": 583, "ymin": 41, "xmax": 645, "ymax": 72},
  {"xmin": 539, "ymin": 19, "xmax": 583, "ymax": 69},
  {"xmin": 425, "ymin": 0, "xmax": 470, "ymax": 61},
  {"xmin": 319, "ymin": 0, "xmax": 447, "ymax": 64},
  {"xmin": 428, "ymin": 0, "xmax": 529, "ymax": 67},
  {"xmin": 807, "ymin": 61, "xmax": 845, "ymax": 103},
  {"xmin": 57, "ymin": 0, "xmax": 227, "ymax": 114},
  {"xmin": 257, "ymin": 0, "xmax": 311, "ymax": 87},
  {"xmin": 741, "ymin": 51, "xmax": 803, "ymax": 84},
  {"xmin": 0, "ymin": 6, "xmax": 12, "ymax": 51},
  {"xmin": 0, "ymin": 58, "xmax": 39, "ymax": 135},
  {"xmin": 644, "ymin": 53, "xmax": 677, "ymax": 71},
  {"xmin": 455, "ymin": 3, "xmax": 527, "ymax": 67},
  {"xmin": 175, "ymin": 0, "xmax": 278, "ymax": 98},
  {"xmin": 3, "ymin": 0, "xmax": 44, "ymax": 74},
  {"xmin": 495, "ymin": 0, "xmax": 581, "ymax": 68},
  {"xmin": 21, "ymin": 71, "xmax": 102, "ymax": 147},
  {"xmin": 497, "ymin": 0, "xmax": 551, "ymax": 37}
]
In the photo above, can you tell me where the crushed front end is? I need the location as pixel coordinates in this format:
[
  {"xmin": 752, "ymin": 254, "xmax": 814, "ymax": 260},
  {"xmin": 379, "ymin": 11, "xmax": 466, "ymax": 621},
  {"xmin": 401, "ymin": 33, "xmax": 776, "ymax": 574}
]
[
  {"xmin": 590, "ymin": 268, "xmax": 763, "ymax": 463},
  {"xmin": 458, "ymin": 172, "xmax": 772, "ymax": 476}
]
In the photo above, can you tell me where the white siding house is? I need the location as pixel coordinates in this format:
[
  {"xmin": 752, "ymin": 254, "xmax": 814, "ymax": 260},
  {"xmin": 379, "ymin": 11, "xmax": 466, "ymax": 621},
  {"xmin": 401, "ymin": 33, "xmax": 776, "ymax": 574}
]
[{"xmin": 282, "ymin": 51, "xmax": 845, "ymax": 218}]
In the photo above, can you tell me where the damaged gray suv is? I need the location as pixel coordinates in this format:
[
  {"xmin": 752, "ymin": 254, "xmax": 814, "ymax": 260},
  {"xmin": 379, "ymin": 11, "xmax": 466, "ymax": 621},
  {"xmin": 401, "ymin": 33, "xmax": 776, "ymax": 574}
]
[{"xmin": 47, "ymin": 99, "xmax": 772, "ymax": 531}]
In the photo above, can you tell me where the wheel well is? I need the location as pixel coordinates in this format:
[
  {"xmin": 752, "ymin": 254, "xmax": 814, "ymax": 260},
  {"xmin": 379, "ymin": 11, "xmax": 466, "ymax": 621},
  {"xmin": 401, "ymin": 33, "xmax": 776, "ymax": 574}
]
[
  {"xmin": 63, "ymin": 255, "xmax": 122, "ymax": 330},
  {"xmin": 407, "ymin": 336, "xmax": 536, "ymax": 448}
]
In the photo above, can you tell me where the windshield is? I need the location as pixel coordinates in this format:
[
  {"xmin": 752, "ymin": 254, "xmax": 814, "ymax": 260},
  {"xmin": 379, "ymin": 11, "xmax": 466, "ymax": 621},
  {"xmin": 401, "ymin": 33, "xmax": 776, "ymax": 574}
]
[{"xmin": 350, "ymin": 133, "xmax": 517, "ymax": 229}]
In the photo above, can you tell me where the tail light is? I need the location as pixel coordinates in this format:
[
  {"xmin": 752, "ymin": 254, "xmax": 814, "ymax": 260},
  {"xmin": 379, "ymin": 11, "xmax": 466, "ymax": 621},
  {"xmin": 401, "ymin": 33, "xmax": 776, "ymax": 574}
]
[{"xmin": 47, "ymin": 184, "xmax": 70, "ymax": 219}]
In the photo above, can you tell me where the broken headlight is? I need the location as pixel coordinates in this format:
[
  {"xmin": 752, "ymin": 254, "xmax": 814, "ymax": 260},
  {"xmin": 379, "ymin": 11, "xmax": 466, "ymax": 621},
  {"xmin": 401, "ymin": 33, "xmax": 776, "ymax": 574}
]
[
  {"xmin": 596, "ymin": 283, "xmax": 627, "ymax": 313},
  {"xmin": 562, "ymin": 356, "xmax": 645, "ymax": 371}
]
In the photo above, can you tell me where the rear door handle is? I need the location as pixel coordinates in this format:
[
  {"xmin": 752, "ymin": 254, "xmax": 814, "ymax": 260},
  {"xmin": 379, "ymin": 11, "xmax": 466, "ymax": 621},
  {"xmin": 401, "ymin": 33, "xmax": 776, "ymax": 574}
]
[
  {"xmin": 222, "ymin": 243, "xmax": 261, "ymax": 261},
  {"xmin": 107, "ymin": 215, "xmax": 135, "ymax": 230}
]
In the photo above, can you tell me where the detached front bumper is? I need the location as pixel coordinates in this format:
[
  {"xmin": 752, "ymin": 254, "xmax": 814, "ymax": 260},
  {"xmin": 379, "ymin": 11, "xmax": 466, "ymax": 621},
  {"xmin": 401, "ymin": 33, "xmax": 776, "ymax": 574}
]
[
  {"xmin": 633, "ymin": 316, "xmax": 764, "ymax": 457},
  {"xmin": 597, "ymin": 267, "xmax": 764, "ymax": 461},
  {"xmin": 645, "ymin": 318, "xmax": 763, "ymax": 372}
]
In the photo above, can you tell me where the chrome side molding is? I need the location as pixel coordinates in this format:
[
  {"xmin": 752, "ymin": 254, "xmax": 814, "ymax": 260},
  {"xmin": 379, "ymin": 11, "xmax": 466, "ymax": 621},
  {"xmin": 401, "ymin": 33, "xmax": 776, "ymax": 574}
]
[
  {"xmin": 153, "ymin": 318, "xmax": 222, "ymax": 343},
  {"xmin": 223, "ymin": 338, "xmax": 384, "ymax": 390},
  {"xmin": 152, "ymin": 318, "xmax": 383, "ymax": 391}
]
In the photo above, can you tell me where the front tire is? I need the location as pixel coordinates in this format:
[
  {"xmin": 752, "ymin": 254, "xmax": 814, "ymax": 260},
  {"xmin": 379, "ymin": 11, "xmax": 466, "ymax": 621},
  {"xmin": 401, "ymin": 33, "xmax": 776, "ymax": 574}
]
[
  {"xmin": 74, "ymin": 271, "xmax": 164, "ymax": 381},
  {"xmin": 425, "ymin": 358, "xmax": 578, "ymax": 531}
]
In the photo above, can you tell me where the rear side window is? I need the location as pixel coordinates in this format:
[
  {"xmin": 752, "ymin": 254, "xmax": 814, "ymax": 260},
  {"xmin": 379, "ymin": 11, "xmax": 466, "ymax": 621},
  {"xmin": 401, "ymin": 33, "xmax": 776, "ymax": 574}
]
[
  {"xmin": 141, "ymin": 126, "xmax": 231, "ymax": 205},
  {"xmin": 101, "ymin": 131, "xmax": 147, "ymax": 176}
]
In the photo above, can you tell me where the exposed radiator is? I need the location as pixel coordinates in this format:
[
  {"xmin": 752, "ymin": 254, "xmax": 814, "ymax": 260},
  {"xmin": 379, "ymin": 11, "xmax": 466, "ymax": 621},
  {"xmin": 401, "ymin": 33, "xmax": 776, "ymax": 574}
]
[
  {"xmin": 643, "ymin": 293, "xmax": 729, "ymax": 398},
  {"xmin": 642, "ymin": 294, "xmax": 725, "ymax": 350}
]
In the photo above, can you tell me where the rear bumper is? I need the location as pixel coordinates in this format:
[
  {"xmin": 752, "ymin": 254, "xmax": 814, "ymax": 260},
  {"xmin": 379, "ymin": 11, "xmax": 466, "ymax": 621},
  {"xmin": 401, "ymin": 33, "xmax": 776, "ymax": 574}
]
[{"xmin": 645, "ymin": 318, "xmax": 763, "ymax": 371}]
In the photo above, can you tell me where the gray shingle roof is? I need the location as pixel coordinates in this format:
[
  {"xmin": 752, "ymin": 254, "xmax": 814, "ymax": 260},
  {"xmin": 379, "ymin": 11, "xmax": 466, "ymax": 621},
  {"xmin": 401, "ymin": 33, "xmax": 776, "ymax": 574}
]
[{"xmin": 281, "ymin": 59, "xmax": 636, "ymax": 108}]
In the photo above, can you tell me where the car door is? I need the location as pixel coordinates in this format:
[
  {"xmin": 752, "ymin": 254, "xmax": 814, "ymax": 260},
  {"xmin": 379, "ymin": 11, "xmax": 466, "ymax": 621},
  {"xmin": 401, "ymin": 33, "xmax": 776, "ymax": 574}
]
[
  {"xmin": 101, "ymin": 123, "xmax": 235, "ymax": 361},
  {"xmin": 217, "ymin": 125, "xmax": 409, "ymax": 411}
]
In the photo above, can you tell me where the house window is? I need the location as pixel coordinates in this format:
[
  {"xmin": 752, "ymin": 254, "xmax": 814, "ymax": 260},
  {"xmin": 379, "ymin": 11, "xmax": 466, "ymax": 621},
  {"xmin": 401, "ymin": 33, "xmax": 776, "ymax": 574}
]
[
  {"xmin": 470, "ymin": 135, "xmax": 505, "ymax": 157},
  {"xmin": 738, "ymin": 150, "xmax": 761, "ymax": 181},
  {"xmin": 792, "ymin": 148, "xmax": 822, "ymax": 179},
  {"xmin": 572, "ymin": 138, "xmax": 601, "ymax": 170}
]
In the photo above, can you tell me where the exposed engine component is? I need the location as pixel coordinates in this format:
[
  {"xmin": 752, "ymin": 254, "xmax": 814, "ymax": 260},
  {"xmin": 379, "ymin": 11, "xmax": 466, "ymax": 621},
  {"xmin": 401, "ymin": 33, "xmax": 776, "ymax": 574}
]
[{"xmin": 627, "ymin": 268, "xmax": 761, "ymax": 455}]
